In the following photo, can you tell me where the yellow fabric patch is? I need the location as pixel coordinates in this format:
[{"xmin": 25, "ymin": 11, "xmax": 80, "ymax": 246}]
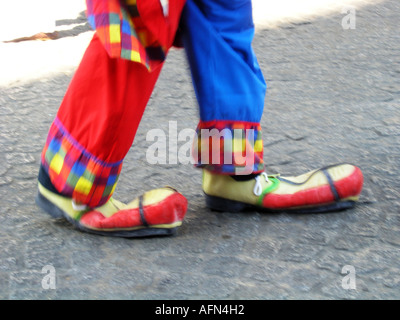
[
  {"xmin": 233, "ymin": 138, "xmax": 245, "ymax": 153},
  {"xmin": 109, "ymin": 25, "xmax": 121, "ymax": 43},
  {"xmin": 74, "ymin": 176, "xmax": 93, "ymax": 196},
  {"xmin": 131, "ymin": 51, "xmax": 141, "ymax": 62},
  {"xmin": 254, "ymin": 139, "xmax": 263, "ymax": 153},
  {"xmin": 49, "ymin": 154, "xmax": 64, "ymax": 175}
]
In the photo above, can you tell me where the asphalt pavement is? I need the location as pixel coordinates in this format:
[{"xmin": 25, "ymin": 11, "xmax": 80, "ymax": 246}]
[{"xmin": 0, "ymin": 0, "xmax": 399, "ymax": 300}]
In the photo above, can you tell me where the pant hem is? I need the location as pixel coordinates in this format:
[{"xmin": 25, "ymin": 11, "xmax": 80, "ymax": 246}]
[{"xmin": 41, "ymin": 117, "xmax": 122, "ymax": 207}]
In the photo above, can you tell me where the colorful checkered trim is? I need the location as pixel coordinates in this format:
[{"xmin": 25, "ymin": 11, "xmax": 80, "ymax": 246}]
[
  {"xmin": 86, "ymin": 0, "xmax": 166, "ymax": 71},
  {"xmin": 193, "ymin": 120, "xmax": 265, "ymax": 175},
  {"xmin": 41, "ymin": 118, "xmax": 122, "ymax": 207}
]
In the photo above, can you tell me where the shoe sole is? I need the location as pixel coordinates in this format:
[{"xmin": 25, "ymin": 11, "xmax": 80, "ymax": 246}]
[
  {"xmin": 35, "ymin": 192, "xmax": 177, "ymax": 238},
  {"xmin": 205, "ymin": 194, "xmax": 357, "ymax": 214}
]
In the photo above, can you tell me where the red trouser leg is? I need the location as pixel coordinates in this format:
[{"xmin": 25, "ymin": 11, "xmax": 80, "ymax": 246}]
[{"xmin": 40, "ymin": 34, "xmax": 163, "ymax": 207}]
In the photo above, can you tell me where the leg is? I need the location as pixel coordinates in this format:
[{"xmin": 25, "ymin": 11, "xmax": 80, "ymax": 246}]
[
  {"xmin": 40, "ymin": 33, "xmax": 162, "ymax": 208},
  {"xmin": 181, "ymin": 0, "xmax": 364, "ymax": 212},
  {"xmin": 181, "ymin": 0, "xmax": 266, "ymax": 175},
  {"xmin": 36, "ymin": 1, "xmax": 188, "ymax": 237}
]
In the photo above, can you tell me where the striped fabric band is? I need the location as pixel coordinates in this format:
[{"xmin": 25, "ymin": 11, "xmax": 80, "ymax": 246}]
[
  {"xmin": 193, "ymin": 120, "xmax": 265, "ymax": 175},
  {"xmin": 41, "ymin": 118, "xmax": 122, "ymax": 207}
]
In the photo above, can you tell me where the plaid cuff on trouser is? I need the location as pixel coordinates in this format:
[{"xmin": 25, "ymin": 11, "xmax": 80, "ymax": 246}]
[
  {"xmin": 41, "ymin": 118, "xmax": 122, "ymax": 207},
  {"xmin": 193, "ymin": 120, "xmax": 265, "ymax": 175}
]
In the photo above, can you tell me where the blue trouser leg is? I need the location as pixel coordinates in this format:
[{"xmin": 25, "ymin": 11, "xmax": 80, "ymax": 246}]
[
  {"xmin": 181, "ymin": 0, "xmax": 266, "ymax": 174},
  {"xmin": 181, "ymin": 0, "xmax": 266, "ymax": 123}
]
